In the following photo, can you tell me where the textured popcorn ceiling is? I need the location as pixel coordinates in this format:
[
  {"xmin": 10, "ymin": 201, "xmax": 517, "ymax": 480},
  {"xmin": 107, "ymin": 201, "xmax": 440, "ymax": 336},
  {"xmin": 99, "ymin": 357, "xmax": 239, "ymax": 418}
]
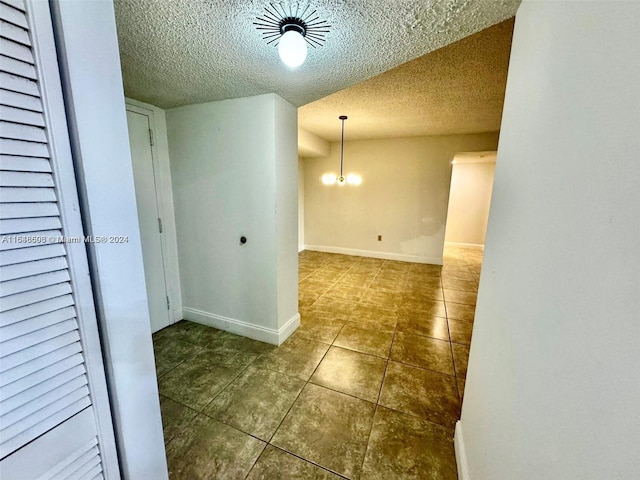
[
  {"xmin": 114, "ymin": 0, "xmax": 519, "ymax": 113},
  {"xmin": 299, "ymin": 18, "xmax": 514, "ymax": 140}
]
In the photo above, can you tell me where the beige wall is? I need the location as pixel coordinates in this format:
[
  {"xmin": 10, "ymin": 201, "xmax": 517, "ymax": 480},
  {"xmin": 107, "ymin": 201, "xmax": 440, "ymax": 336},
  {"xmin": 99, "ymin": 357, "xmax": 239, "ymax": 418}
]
[
  {"xmin": 444, "ymin": 155, "xmax": 496, "ymax": 247},
  {"xmin": 167, "ymin": 93, "xmax": 299, "ymax": 345},
  {"xmin": 298, "ymin": 157, "xmax": 305, "ymax": 251},
  {"xmin": 304, "ymin": 133, "xmax": 499, "ymax": 264},
  {"xmin": 457, "ymin": 1, "xmax": 640, "ymax": 478}
]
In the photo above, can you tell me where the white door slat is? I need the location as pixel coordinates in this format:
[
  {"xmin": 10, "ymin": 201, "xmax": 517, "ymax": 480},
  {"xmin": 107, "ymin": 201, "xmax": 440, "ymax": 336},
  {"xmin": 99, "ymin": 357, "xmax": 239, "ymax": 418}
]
[
  {"xmin": 0, "ymin": 329, "xmax": 79, "ymax": 372},
  {"xmin": 1, "ymin": 364, "xmax": 85, "ymax": 416},
  {"xmin": 0, "ymin": 187, "xmax": 56, "ymax": 203},
  {"xmin": 1, "ymin": 121, "xmax": 46, "ymax": 143},
  {"xmin": 0, "ymin": 137, "xmax": 49, "ymax": 157},
  {"xmin": 0, "ymin": 243, "xmax": 65, "ymax": 266},
  {"xmin": 1, "ymin": 0, "xmax": 25, "ymax": 12},
  {"xmin": 90, "ymin": 473, "xmax": 104, "ymax": 480},
  {"xmin": 0, "ymin": 154, "xmax": 50, "ymax": 172},
  {"xmin": 0, "ymin": 374, "xmax": 87, "ymax": 429},
  {"xmin": 0, "ymin": 106, "xmax": 45, "ymax": 127},
  {"xmin": 0, "ymin": 305, "xmax": 74, "ymax": 341},
  {"xmin": 0, "ymin": 293, "xmax": 73, "ymax": 327},
  {"xmin": 0, "ymin": 229, "xmax": 61, "ymax": 252},
  {"xmin": 0, "ymin": 314, "xmax": 75, "ymax": 357},
  {"xmin": 34, "ymin": 437, "xmax": 98, "ymax": 480},
  {"xmin": 0, "ymin": 171, "xmax": 52, "ymax": 187},
  {"xmin": 0, "ymin": 54, "xmax": 36, "ymax": 80},
  {"xmin": 0, "ymin": 256, "xmax": 67, "ymax": 282},
  {"xmin": 0, "ymin": 393, "xmax": 91, "ymax": 459},
  {"xmin": 0, "ymin": 282, "xmax": 71, "ymax": 313},
  {"xmin": 0, "ymin": 349, "xmax": 82, "ymax": 398},
  {"xmin": 0, "ymin": 270, "xmax": 70, "ymax": 297},
  {"xmin": 0, "ymin": 72, "xmax": 38, "ymax": 96},
  {"xmin": 0, "ymin": 216, "xmax": 61, "ymax": 234},
  {"xmin": 0, "ymin": 87, "xmax": 42, "ymax": 111},
  {"xmin": 0, "ymin": 20, "xmax": 30, "ymax": 46},
  {"xmin": 67, "ymin": 457, "xmax": 102, "ymax": 480},
  {"xmin": 0, "ymin": 2, "xmax": 27, "ymax": 28},
  {"xmin": 0, "ymin": 36, "xmax": 32, "ymax": 64},
  {"xmin": 0, "ymin": 201, "xmax": 58, "ymax": 220}
]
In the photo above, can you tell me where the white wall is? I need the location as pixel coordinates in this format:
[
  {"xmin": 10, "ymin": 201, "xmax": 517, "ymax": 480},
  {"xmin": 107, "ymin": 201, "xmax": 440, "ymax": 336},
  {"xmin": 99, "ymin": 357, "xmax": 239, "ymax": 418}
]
[
  {"xmin": 444, "ymin": 154, "xmax": 496, "ymax": 248},
  {"xmin": 298, "ymin": 158, "xmax": 305, "ymax": 251},
  {"xmin": 51, "ymin": 1, "xmax": 168, "ymax": 478},
  {"xmin": 167, "ymin": 94, "xmax": 299, "ymax": 344},
  {"xmin": 304, "ymin": 133, "xmax": 499, "ymax": 264},
  {"xmin": 457, "ymin": 1, "xmax": 640, "ymax": 479}
]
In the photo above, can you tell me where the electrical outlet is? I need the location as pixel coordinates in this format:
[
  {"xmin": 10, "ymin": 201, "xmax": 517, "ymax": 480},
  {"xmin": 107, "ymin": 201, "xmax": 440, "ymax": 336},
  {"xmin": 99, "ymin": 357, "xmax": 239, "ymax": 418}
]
[{"xmin": 378, "ymin": 235, "xmax": 382, "ymax": 241}]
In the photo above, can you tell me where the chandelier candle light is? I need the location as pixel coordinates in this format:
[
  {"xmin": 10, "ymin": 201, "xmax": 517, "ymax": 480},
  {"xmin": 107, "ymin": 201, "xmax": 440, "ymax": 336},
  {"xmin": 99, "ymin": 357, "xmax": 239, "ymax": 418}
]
[
  {"xmin": 254, "ymin": 4, "xmax": 330, "ymax": 68},
  {"xmin": 322, "ymin": 115, "xmax": 363, "ymax": 186}
]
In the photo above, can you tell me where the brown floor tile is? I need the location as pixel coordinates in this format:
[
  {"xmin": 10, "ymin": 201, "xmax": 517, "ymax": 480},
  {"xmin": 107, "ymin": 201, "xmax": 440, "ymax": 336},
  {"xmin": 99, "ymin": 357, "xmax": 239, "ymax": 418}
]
[
  {"xmin": 333, "ymin": 323, "xmax": 394, "ymax": 358},
  {"xmin": 409, "ymin": 263, "xmax": 442, "ymax": 276},
  {"xmin": 309, "ymin": 297, "xmax": 356, "ymax": 320},
  {"xmin": 297, "ymin": 314, "xmax": 346, "ymax": 344},
  {"xmin": 158, "ymin": 352, "xmax": 244, "ymax": 410},
  {"xmin": 443, "ymin": 289, "xmax": 477, "ymax": 306},
  {"xmin": 159, "ymin": 395, "xmax": 198, "ymax": 444},
  {"xmin": 154, "ymin": 320, "xmax": 218, "ymax": 346},
  {"xmin": 360, "ymin": 406, "xmax": 457, "ymax": 480},
  {"xmin": 399, "ymin": 300, "xmax": 447, "ymax": 318},
  {"xmin": 379, "ymin": 361, "xmax": 459, "ymax": 428},
  {"xmin": 310, "ymin": 346, "xmax": 387, "ymax": 402},
  {"xmin": 153, "ymin": 336, "xmax": 204, "ymax": 377},
  {"xmin": 252, "ymin": 334, "xmax": 330, "ymax": 381},
  {"xmin": 446, "ymin": 303, "xmax": 476, "ymax": 322},
  {"xmin": 348, "ymin": 304, "xmax": 398, "ymax": 332},
  {"xmin": 197, "ymin": 330, "xmax": 275, "ymax": 365},
  {"xmin": 457, "ymin": 378, "xmax": 466, "ymax": 401},
  {"xmin": 247, "ymin": 445, "xmax": 342, "ymax": 480},
  {"xmin": 452, "ymin": 343, "xmax": 470, "ymax": 378},
  {"xmin": 441, "ymin": 278, "xmax": 478, "ymax": 293},
  {"xmin": 360, "ymin": 290, "xmax": 404, "ymax": 310},
  {"xmin": 271, "ymin": 383, "xmax": 376, "ymax": 479},
  {"xmin": 403, "ymin": 286, "xmax": 444, "ymax": 302},
  {"xmin": 323, "ymin": 284, "xmax": 366, "ymax": 302},
  {"xmin": 396, "ymin": 313, "xmax": 449, "ymax": 341},
  {"xmin": 390, "ymin": 332, "xmax": 454, "ymax": 375},
  {"xmin": 166, "ymin": 414, "xmax": 265, "ymax": 480},
  {"xmin": 449, "ymin": 319, "xmax": 473, "ymax": 345},
  {"xmin": 203, "ymin": 366, "xmax": 305, "ymax": 441}
]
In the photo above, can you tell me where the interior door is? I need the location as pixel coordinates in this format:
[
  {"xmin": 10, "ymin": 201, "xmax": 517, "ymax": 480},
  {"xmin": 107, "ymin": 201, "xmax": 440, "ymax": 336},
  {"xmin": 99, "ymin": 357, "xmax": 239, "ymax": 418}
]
[{"xmin": 126, "ymin": 109, "xmax": 171, "ymax": 333}]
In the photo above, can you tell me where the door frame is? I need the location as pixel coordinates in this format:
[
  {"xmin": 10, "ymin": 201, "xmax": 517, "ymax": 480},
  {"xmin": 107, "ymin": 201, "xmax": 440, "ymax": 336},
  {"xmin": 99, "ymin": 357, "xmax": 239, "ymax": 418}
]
[{"xmin": 125, "ymin": 99, "xmax": 182, "ymax": 326}]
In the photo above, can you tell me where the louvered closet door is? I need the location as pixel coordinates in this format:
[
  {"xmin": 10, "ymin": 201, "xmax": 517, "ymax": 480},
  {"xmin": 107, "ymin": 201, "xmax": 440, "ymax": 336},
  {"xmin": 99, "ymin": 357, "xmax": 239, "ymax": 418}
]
[{"xmin": 0, "ymin": 0, "xmax": 118, "ymax": 479}]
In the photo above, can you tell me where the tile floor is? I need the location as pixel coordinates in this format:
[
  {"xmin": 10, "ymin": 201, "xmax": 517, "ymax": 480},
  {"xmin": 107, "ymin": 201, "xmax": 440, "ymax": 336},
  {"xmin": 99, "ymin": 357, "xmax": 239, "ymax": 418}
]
[{"xmin": 153, "ymin": 246, "xmax": 482, "ymax": 479}]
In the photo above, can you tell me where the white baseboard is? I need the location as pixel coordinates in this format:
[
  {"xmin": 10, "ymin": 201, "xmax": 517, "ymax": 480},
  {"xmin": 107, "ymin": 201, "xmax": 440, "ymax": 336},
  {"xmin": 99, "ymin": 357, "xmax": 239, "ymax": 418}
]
[
  {"xmin": 182, "ymin": 307, "xmax": 300, "ymax": 345},
  {"xmin": 298, "ymin": 244, "xmax": 305, "ymax": 252},
  {"xmin": 454, "ymin": 421, "xmax": 471, "ymax": 480},
  {"xmin": 445, "ymin": 242, "xmax": 485, "ymax": 251},
  {"xmin": 304, "ymin": 244, "xmax": 442, "ymax": 265}
]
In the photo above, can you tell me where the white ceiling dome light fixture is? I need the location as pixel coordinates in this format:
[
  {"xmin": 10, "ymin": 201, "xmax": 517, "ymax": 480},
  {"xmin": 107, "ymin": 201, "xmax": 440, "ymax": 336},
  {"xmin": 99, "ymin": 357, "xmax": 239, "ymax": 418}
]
[{"xmin": 254, "ymin": 4, "xmax": 330, "ymax": 69}]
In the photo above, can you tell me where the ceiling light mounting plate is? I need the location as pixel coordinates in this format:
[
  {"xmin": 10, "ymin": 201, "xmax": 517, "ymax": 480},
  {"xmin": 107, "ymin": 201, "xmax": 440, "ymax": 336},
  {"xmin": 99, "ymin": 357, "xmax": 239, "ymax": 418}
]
[{"xmin": 254, "ymin": 3, "xmax": 330, "ymax": 49}]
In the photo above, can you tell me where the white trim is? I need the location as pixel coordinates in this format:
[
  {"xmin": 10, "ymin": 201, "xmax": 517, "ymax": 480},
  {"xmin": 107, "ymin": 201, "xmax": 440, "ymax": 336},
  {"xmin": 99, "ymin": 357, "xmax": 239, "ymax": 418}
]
[
  {"xmin": 298, "ymin": 245, "xmax": 305, "ymax": 252},
  {"xmin": 125, "ymin": 98, "xmax": 183, "ymax": 324},
  {"xmin": 26, "ymin": 1, "xmax": 119, "ymax": 476},
  {"xmin": 445, "ymin": 242, "xmax": 485, "ymax": 251},
  {"xmin": 182, "ymin": 307, "xmax": 300, "ymax": 345},
  {"xmin": 454, "ymin": 421, "xmax": 471, "ymax": 480},
  {"xmin": 304, "ymin": 244, "xmax": 443, "ymax": 265}
]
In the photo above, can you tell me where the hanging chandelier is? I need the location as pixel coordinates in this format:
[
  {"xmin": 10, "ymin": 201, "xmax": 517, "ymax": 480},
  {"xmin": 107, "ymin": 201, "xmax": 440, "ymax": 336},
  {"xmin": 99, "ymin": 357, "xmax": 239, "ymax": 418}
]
[
  {"xmin": 321, "ymin": 115, "xmax": 362, "ymax": 186},
  {"xmin": 254, "ymin": 3, "xmax": 330, "ymax": 69}
]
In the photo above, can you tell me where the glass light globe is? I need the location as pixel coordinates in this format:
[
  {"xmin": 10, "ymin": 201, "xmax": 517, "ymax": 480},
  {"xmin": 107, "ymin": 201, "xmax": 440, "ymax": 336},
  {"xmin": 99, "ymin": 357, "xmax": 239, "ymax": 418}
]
[{"xmin": 278, "ymin": 30, "xmax": 307, "ymax": 68}]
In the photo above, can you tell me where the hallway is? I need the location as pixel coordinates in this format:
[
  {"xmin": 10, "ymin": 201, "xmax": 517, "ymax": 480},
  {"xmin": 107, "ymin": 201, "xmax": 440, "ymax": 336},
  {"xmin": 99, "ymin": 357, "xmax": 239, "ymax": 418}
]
[{"xmin": 153, "ymin": 247, "xmax": 481, "ymax": 479}]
